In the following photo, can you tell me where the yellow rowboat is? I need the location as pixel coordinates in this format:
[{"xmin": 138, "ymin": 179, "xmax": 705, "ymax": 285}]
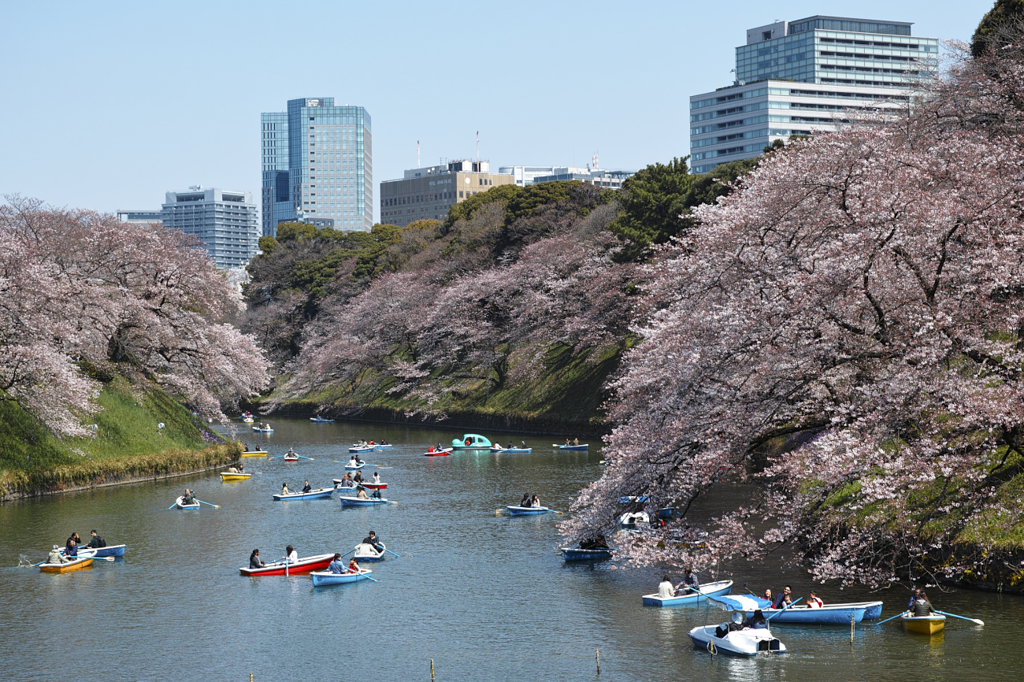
[
  {"xmin": 220, "ymin": 471, "xmax": 252, "ymax": 482},
  {"xmin": 901, "ymin": 613, "xmax": 945, "ymax": 635},
  {"xmin": 241, "ymin": 450, "xmax": 267, "ymax": 458},
  {"xmin": 40, "ymin": 557, "xmax": 93, "ymax": 573}
]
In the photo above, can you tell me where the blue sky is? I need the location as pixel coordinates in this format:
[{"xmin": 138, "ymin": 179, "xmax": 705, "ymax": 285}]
[{"xmin": 1, "ymin": 0, "xmax": 994, "ymax": 222}]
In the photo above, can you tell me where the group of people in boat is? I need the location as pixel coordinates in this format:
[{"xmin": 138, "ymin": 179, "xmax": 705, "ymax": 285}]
[
  {"xmin": 181, "ymin": 489, "xmax": 197, "ymax": 505},
  {"xmin": 518, "ymin": 493, "xmax": 542, "ymax": 508},
  {"xmin": 658, "ymin": 568, "xmax": 701, "ymax": 598},
  {"xmin": 47, "ymin": 530, "xmax": 107, "ymax": 565},
  {"xmin": 907, "ymin": 588, "xmax": 936, "ymax": 617},
  {"xmin": 355, "ymin": 484, "xmax": 382, "ymax": 500},
  {"xmin": 328, "ymin": 553, "xmax": 361, "ymax": 574},
  {"xmin": 758, "ymin": 585, "xmax": 824, "ymax": 609},
  {"xmin": 348, "ymin": 454, "xmax": 365, "ymax": 466},
  {"xmin": 564, "ymin": 438, "xmax": 580, "ymax": 446},
  {"xmin": 280, "ymin": 480, "xmax": 317, "ymax": 495},
  {"xmin": 242, "ymin": 444, "xmax": 263, "ymax": 452}
]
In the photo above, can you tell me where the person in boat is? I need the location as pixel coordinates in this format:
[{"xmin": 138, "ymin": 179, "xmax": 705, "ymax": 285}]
[
  {"xmin": 283, "ymin": 545, "xmax": 298, "ymax": 564},
  {"xmin": 657, "ymin": 576, "xmax": 676, "ymax": 599},
  {"xmin": 372, "ymin": 471, "xmax": 381, "ymax": 484},
  {"xmin": 520, "ymin": 493, "xmax": 531, "ymax": 507},
  {"xmin": 353, "ymin": 470, "xmax": 365, "ymax": 483},
  {"xmin": 678, "ymin": 568, "xmax": 700, "ymax": 594},
  {"xmin": 573, "ymin": 437, "xmax": 579, "ymax": 446},
  {"xmin": 763, "ymin": 588, "xmax": 773, "ymax": 604},
  {"xmin": 348, "ymin": 557, "xmax": 361, "ymax": 574},
  {"xmin": 281, "ymin": 483, "xmax": 290, "ymax": 495},
  {"xmin": 773, "ymin": 585, "xmax": 794, "ymax": 610},
  {"xmin": 244, "ymin": 443, "xmax": 250, "ymax": 451},
  {"xmin": 579, "ymin": 535, "xmax": 609, "ymax": 550},
  {"xmin": 908, "ymin": 588, "xmax": 921, "ymax": 610},
  {"xmin": 437, "ymin": 442, "xmax": 444, "ymax": 451},
  {"xmin": 328, "ymin": 553, "xmax": 346, "ymax": 574},
  {"xmin": 65, "ymin": 533, "xmax": 81, "ymax": 558},
  {"xmin": 745, "ymin": 609, "xmax": 768, "ymax": 629},
  {"xmin": 302, "ymin": 480, "xmax": 312, "ymax": 493},
  {"xmin": 256, "ymin": 445, "xmax": 262, "ymax": 452},
  {"xmin": 362, "ymin": 531, "xmax": 383, "ymax": 553},
  {"xmin": 716, "ymin": 612, "xmax": 746, "ymax": 638},
  {"xmin": 48, "ymin": 545, "xmax": 69, "ymax": 565},
  {"xmin": 427, "ymin": 446, "xmax": 435, "ymax": 453},
  {"xmin": 182, "ymin": 489, "xmax": 196, "ymax": 505},
  {"xmin": 912, "ymin": 591, "xmax": 936, "ymax": 617},
  {"xmin": 370, "ymin": 486, "xmax": 382, "ymax": 500},
  {"xmin": 356, "ymin": 454, "xmax": 365, "ymax": 465},
  {"xmin": 531, "ymin": 494, "xmax": 541, "ymax": 508},
  {"xmin": 565, "ymin": 438, "xmax": 571, "ymax": 446},
  {"xmin": 249, "ymin": 549, "xmax": 265, "ymax": 569},
  {"xmin": 85, "ymin": 530, "xmax": 106, "ymax": 549},
  {"xmin": 807, "ymin": 590, "xmax": 824, "ymax": 608},
  {"xmin": 356, "ymin": 486, "xmax": 370, "ymax": 500}
]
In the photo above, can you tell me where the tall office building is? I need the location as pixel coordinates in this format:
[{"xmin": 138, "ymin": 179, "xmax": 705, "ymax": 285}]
[
  {"xmin": 160, "ymin": 186, "xmax": 259, "ymax": 269},
  {"xmin": 380, "ymin": 160, "xmax": 515, "ymax": 227},
  {"xmin": 261, "ymin": 97, "xmax": 372, "ymax": 236},
  {"xmin": 690, "ymin": 16, "xmax": 938, "ymax": 174}
]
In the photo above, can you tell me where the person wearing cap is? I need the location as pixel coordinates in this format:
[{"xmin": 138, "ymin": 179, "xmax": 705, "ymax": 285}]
[
  {"xmin": 47, "ymin": 545, "xmax": 69, "ymax": 565},
  {"xmin": 85, "ymin": 530, "xmax": 106, "ymax": 549}
]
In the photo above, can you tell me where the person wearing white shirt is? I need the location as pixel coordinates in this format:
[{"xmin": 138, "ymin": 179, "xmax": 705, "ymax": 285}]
[
  {"xmin": 283, "ymin": 545, "xmax": 298, "ymax": 564},
  {"xmin": 658, "ymin": 576, "xmax": 676, "ymax": 599}
]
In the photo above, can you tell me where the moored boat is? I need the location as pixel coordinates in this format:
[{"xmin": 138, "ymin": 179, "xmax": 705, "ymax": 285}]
[
  {"xmin": 507, "ymin": 505, "xmax": 553, "ymax": 516},
  {"xmin": 239, "ymin": 553, "xmax": 334, "ymax": 576},
  {"xmin": 451, "ymin": 434, "xmax": 492, "ymax": 449},
  {"xmin": 175, "ymin": 496, "xmax": 200, "ymax": 510},
  {"xmin": 618, "ymin": 511, "xmax": 649, "ymax": 528},
  {"xmin": 273, "ymin": 488, "xmax": 334, "ymax": 501},
  {"xmin": 353, "ymin": 542, "xmax": 387, "ymax": 561},
  {"xmin": 901, "ymin": 612, "xmax": 945, "ymax": 634},
  {"xmin": 220, "ymin": 471, "xmax": 252, "ymax": 482},
  {"xmin": 40, "ymin": 557, "xmax": 94, "ymax": 573},
  {"xmin": 642, "ymin": 580, "xmax": 734, "ymax": 607},
  {"xmin": 339, "ymin": 496, "xmax": 389, "ymax": 506},
  {"xmin": 560, "ymin": 547, "xmax": 614, "ymax": 561},
  {"xmin": 310, "ymin": 568, "xmax": 373, "ymax": 587}
]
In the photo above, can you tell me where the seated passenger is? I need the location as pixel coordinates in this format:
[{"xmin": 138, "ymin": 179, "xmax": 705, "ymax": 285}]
[
  {"xmin": 807, "ymin": 590, "xmax": 824, "ymax": 608},
  {"xmin": 328, "ymin": 553, "xmax": 345, "ymax": 574},
  {"xmin": 745, "ymin": 610, "xmax": 768, "ymax": 629},
  {"xmin": 657, "ymin": 576, "xmax": 676, "ymax": 599},
  {"xmin": 48, "ymin": 545, "xmax": 69, "ymax": 565},
  {"xmin": 348, "ymin": 558, "xmax": 360, "ymax": 574}
]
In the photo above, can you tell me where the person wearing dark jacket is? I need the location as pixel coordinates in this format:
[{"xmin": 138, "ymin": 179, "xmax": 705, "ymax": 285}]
[
  {"xmin": 85, "ymin": 530, "xmax": 106, "ymax": 549},
  {"xmin": 302, "ymin": 480, "xmax": 312, "ymax": 493},
  {"xmin": 65, "ymin": 534, "xmax": 80, "ymax": 558},
  {"xmin": 249, "ymin": 549, "xmax": 265, "ymax": 569},
  {"xmin": 907, "ymin": 588, "xmax": 921, "ymax": 610},
  {"xmin": 912, "ymin": 591, "xmax": 936, "ymax": 617},
  {"xmin": 362, "ymin": 531, "xmax": 382, "ymax": 552},
  {"xmin": 774, "ymin": 586, "xmax": 793, "ymax": 610}
]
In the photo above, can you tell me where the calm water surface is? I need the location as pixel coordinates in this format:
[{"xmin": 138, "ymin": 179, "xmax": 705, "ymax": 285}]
[{"xmin": 1, "ymin": 419, "xmax": 1021, "ymax": 681}]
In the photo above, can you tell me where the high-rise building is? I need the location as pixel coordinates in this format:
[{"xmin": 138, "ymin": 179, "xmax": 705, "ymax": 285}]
[
  {"xmin": 160, "ymin": 186, "xmax": 259, "ymax": 269},
  {"xmin": 261, "ymin": 97, "xmax": 372, "ymax": 236},
  {"xmin": 689, "ymin": 16, "xmax": 938, "ymax": 174},
  {"xmin": 380, "ymin": 160, "xmax": 515, "ymax": 227}
]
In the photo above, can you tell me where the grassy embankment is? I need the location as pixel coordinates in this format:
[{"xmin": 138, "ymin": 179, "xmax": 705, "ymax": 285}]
[
  {"xmin": 265, "ymin": 341, "xmax": 627, "ymax": 435},
  {"xmin": 0, "ymin": 378, "xmax": 239, "ymax": 499}
]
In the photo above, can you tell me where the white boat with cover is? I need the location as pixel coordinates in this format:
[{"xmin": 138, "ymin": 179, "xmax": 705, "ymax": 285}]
[{"xmin": 688, "ymin": 595, "xmax": 787, "ymax": 656}]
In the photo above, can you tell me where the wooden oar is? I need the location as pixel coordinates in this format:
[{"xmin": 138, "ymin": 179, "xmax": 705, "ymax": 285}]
[
  {"xmin": 876, "ymin": 610, "xmax": 908, "ymax": 625},
  {"xmin": 936, "ymin": 610, "xmax": 985, "ymax": 626},
  {"xmin": 195, "ymin": 499, "xmax": 220, "ymax": 509}
]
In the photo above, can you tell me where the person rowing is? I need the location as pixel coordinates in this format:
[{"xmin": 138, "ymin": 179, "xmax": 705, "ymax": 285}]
[
  {"xmin": 807, "ymin": 590, "xmax": 824, "ymax": 608},
  {"xmin": 47, "ymin": 545, "xmax": 69, "ymax": 565},
  {"xmin": 353, "ymin": 470, "xmax": 364, "ymax": 483},
  {"xmin": 678, "ymin": 567, "xmax": 700, "ymax": 594},
  {"xmin": 372, "ymin": 471, "xmax": 381, "ymax": 485},
  {"xmin": 911, "ymin": 590, "xmax": 936, "ymax": 617},
  {"xmin": 85, "ymin": 530, "xmax": 106, "ymax": 550},
  {"xmin": 302, "ymin": 480, "xmax": 312, "ymax": 493},
  {"xmin": 182, "ymin": 489, "xmax": 196, "ymax": 505},
  {"xmin": 283, "ymin": 545, "xmax": 298, "ymax": 564},
  {"xmin": 281, "ymin": 482, "xmax": 290, "ymax": 495},
  {"xmin": 519, "ymin": 493, "xmax": 530, "ymax": 507},
  {"xmin": 362, "ymin": 531, "xmax": 383, "ymax": 554}
]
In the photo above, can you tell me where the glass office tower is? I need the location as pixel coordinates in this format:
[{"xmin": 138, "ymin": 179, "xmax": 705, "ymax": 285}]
[
  {"xmin": 690, "ymin": 16, "xmax": 938, "ymax": 174},
  {"xmin": 261, "ymin": 98, "xmax": 372, "ymax": 236}
]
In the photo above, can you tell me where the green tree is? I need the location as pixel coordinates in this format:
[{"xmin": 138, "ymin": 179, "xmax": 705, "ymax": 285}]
[
  {"xmin": 608, "ymin": 157, "xmax": 694, "ymax": 261},
  {"xmin": 973, "ymin": 0, "xmax": 1024, "ymax": 57},
  {"xmin": 275, "ymin": 222, "xmax": 317, "ymax": 243}
]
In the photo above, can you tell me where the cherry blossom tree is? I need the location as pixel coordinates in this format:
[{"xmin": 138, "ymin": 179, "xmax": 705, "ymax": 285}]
[
  {"xmin": 0, "ymin": 198, "xmax": 269, "ymax": 435},
  {"xmin": 563, "ymin": 45, "xmax": 1024, "ymax": 586}
]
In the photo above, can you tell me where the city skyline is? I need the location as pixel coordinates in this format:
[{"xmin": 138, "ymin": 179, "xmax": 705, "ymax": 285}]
[{"xmin": 1, "ymin": 1, "xmax": 993, "ymax": 224}]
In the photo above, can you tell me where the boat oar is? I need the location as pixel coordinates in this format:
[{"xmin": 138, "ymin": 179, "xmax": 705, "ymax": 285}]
[
  {"xmin": 339, "ymin": 549, "xmax": 355, "ymax": 558},
  {"xmin": 936, "ymin": 610, "xmax": 985, "ymax": 626},
  {"xmin": 296, "ymin": 455, "xmax": 315, "ymax": 461},
  {"xmin": 365, "ymin": 575, "xmax": 379, "ymax": 582},
  {"xmin": 167, "ymin": 503, "xmax": 178, "ymax": 510},
  {"xmin": 876, "ymin": 611, "xmax": 909, "ymax": 625},
  {"xmin": 196, "ymin": 499, "xmax": 220, "ymax": 509},
  {"xmin": 766, "ymin": 597, "xmax": 803, "ymax": 620},
  {"xmin": 384, "ymin": 548, "xmax": 401, "ymax": 558}
]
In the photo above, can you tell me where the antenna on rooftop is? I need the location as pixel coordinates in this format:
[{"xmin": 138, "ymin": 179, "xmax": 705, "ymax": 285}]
[
  {"xmin": 592, "ymin": 151, "xmax": 599, "ymax": 170},
  {"xmin": 476, "ymin": 131, "xmax": 480, "ymax": 165}
]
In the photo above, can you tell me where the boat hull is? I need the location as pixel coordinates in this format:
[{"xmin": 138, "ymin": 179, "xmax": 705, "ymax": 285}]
[
  {"xmin": 901, "ymin": 613, "xmax": 945, "ymax": 634},
  {"xmin": 240, "ymin": 451, "xmax": 267, "ymax": 457},
  {"xmin": 560, "ymin": 547, "xmax": 613, "ymax": 561},
  {"xmin": 62, "ymin": 544, "xmax": 126, "ymax": 559},
  {"xmin": 747, "ymin": 601, "xmax": 885, "ymax": 624},
  {"xmin": 40, "ymin": 557, "xmax": 93, "ymax": 573},
  {"xmin": 339, "ymin": 496, "xmax": 388, "ymax": 506},
  {"xmin": 310, "ymin": 569, "xmax": 372, "ymax": 586},
  {"xmin": 642, "ymin": 580, "xmax": 734, "ymax": 607},
  {"xmin": 310, "ymin": 418, "xmax": 334, "ymax": 423},
  {"xmin": 349, "ymin": 446, "xmax": 373, "ymax": 453},
  {"xmin": 353, "ymin": 543, "xmax": 386, "ymax": 561},
  {"xmin": 507, "ymin": 506, "xmax": 552, "ymax": 516},
  {"xmin": 556, "ymin": 444, "xmax": 588, "ymax": 451},
  {"xmin": 220, "ymin": 473, "xmax": 252, "ymax": 481},
  {"xmin": 688, "ymin": 625, "xmax": 786, "ymax": 656},
  {"xmin": 273, "ymin": 488, "xmax": 334, "ymax": 501},
  {"xmin": 362, "ymin": 482, "xmax": 387, "ymax": 490},
  {"xmin": 345, "ymin": 463, "xmax": 367, "ymax": 469},
  {"xmin": 240, "ymin": 553, "xmax": 334, "ymax": 576},
  {"xmin": 175, "ymin": 496, "xmax": 200, "ymax": 510},
  {"xmin": 423, "ymin": 449, "xmax": 452, "ymax": 456},
  {"xmin": 494, "ymin": 448, "xmax": 531, "ymax": 453}
]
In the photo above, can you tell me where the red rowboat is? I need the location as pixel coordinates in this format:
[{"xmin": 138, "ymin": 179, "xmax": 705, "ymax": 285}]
[
  {"xmin": 423, "ymin": 448, "xmax": 453, "ymax": 457},
  {"xmin": 239, "ymin": 553, "xmax": 334, "ymax": 576},
  {"xmin": 362, "ymin": 482, "xmax": 388, "ymax": 490}
]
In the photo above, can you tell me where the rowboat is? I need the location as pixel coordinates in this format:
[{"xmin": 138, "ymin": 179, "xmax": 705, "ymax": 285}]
[
  {"xmin": 349, "ymin": 446, "xmax": 372, "ymax": 453},
  {"xmin": 688, "ymin": 595, "xmax": 787, "ymax": 656},
  {"xmin": 283, "ymin": 454, "xmax": 299, "ymax": 462},
  {"xmin": 353, "ymin": 542, "xmax": 387, "ymax": 561},
  {"xmin": 734, "ymin": 597, "xmax": 885, "ymax": 624},
  {"xmin": 344, "ymin": 462, "xmax": 366, "ymax": 470},
  {"xmin": 242, "ymin": 417, "xmax": 254, "ymax": 423},
  {"xmin": 555, "ymin": 443, "xmax": 588, "ymax": 450},
  {"xmin": 423, "ymin": 448, "xmax": 452, "ymax": 456},
  {"xmin": 339, "ymin": 496, "xmax": 389, "ymax": 506},
  {"xmin": 507, "ymin": 505, "xmax": 553, "ymax": 516},
  {"xmin": 40, "ymin": 557, "xmax": 94, "ymax": 573},
  {"xmin": 333, "ymin": 479, "xmax": 357, "ymax": 489},
  {"xmin": 451, "ymin": 434, "xmax": 492, "ymax": 449},
  {"xmin": 273, "ymin": 488, "xmax": 334, "ymax": 501},
  {"xmin": 618, "ymin": 511, "xmax": 649, "ymax": 528},
  {"xmin": 490, "ymin": 447, "xmax": 532, "ymax": 453},
  {"xmin": 310, "ymin": 416, "xmax": 334, "ymax": 423},
  {"xmin": 60, "ymin": 544, "xmax": 127, "ymax": 559},
  {"xmin": 220, "ymin": 471, "xmax": 252, "ymax": 482},
  {"xmin": 241, "ymin": 450, "xmax": 268, "ymax": 457},
  {"xmin": 310, "ymin": 568, "xmax": 373, "ymax": 587},
  {"xmin": 174, "ymin": 496, "xmax": 200, "ymax": 510},
  {"xmin": 560, "ymin": 547, "xmax": 614, "ymax": 561},
  {"xmin": 361, "ymin": 482, "xmax": 387, "ymax": 490},
  {"xmin": 239, "ymin": 553, "xmax": 334, "ymax": 576},
  {"xmin": 252, "ymin": 425, "xmax": 274, "ymax": 433},
  {"xmin": 901, "ymin": 612, "xmax": 945, "ymax": 634},
  {"xmin": 642, "ymin": 579, "xmax": 734, "ymax": 607},
  {"xmin": 373, "ymin": 443, "xmax": 392, "ymax": 449}
]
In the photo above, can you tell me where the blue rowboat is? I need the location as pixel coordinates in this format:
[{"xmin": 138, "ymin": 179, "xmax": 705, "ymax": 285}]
[
  {"xmin": 349, "ymin": 446, "xmax": 373, "ymax": 453},
  {"xmin": 310, "ymin": 568, "xmax": 373, "ymax": 587},
  {"xmin": 733, "ymin": 596, "xmax": 885, "ymax": 624},
  {"xmin": 353, "ymin": 542, "xmax": 386, "ymax": 561},
  {"xmin": 642, "ymin": 580, "xmax": 733, "ymax": 606},
  {"xmin": 252, "ymin": 426, "xmax": 274, "ymax": 433},
  {"xmin": 373, "ymin": 444, "xmax": 392, "ymax": 449},
  {"xmin": 507, "ymin": 505, "xmax": 552, "ymax": 516},
  {"xmin": 339, "ymin": 496, "xmax": 388, "ymax": 506},
  {"xmin": 555, "ymin": 444, "xmax": 588, "ymax": 451},
  {"xmin": 61, "ymin": 544, "xmax": 126, "ymax": 559},
  {"xmin": 560, "ymin": 547, "xmax": 613, "ymax": 561},
  {"xmin": 310, "ymin": 416, "xmax": 334, "ymax": 423},
  {"xmin": 273, "ymin": 488, "xmax": 334, "ymax": 501},
  {"xmin": 174, "ymin": 496, "xmax": 200, "ymax": 510},
  {"xmin": 490, "ymin": 447, "xmax": 532, "ymax": 453},
  {"xmin": 344, "ymin": 462, "xmax": 366, "ymax": 469}
]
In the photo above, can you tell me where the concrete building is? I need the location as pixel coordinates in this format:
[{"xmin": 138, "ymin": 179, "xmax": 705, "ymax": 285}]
[
  {"xmin": 380, "ymin": 160, "xmax": 515, "ymax": 227},
  {"xmin": 261, "ymin": 97, "xmax": 372, "ymax": 236},
  {"xmin": 160, "ymin": 186, "xmax": 259, "ymax": 269},
  {"xmin": 116, "ymin": 210, "xmax": 163, "ymax": 226},
  {"xmin": 690, "ymin": 15, "xmax": 938, "ymax": 174},
  {"xmin": 531, "ymin": 168, "xmax": 632, "ymax": 189}
]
